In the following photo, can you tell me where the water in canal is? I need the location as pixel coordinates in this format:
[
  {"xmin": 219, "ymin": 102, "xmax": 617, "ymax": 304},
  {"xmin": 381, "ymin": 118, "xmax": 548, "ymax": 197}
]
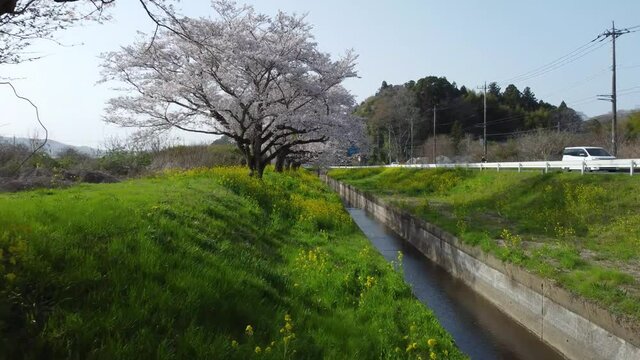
[{"xmin": 347, "ymin": 208, "xmax": 565, "ymax": 360}]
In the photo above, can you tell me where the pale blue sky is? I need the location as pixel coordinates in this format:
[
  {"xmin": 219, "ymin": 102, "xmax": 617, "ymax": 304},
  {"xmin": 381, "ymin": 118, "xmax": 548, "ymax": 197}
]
[{"xmin": 1, "ymin": 0, "xmax": 639, "ymax": 147}]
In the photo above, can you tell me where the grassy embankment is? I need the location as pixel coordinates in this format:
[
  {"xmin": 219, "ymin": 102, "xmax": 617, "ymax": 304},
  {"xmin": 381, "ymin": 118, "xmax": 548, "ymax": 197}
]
[
  {"xmin": 0, "ymin": 168, "xmax": 465, "ymax": 359},
  {"xmin": 328, "ymin": 167, "xmax": 640, "ymax": 321}
]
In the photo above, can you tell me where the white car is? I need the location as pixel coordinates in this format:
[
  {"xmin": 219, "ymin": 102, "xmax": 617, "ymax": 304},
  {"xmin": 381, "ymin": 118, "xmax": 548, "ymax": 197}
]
[{"xmin": 561, "ymin": 146, "xmax": 616, "ymax": 171}]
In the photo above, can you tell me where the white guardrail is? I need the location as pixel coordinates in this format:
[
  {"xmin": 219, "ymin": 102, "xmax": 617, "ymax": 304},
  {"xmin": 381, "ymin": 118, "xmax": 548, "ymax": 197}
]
[{"xmin": 332, "ymin": 159, "xmax": 640, "ymax": 176}]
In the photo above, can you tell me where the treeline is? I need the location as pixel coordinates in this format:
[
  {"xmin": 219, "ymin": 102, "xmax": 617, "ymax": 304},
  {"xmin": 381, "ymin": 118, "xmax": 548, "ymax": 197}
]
[{"xmin": 356, "ymin": 76, "xmax": 583, "ymax": 163}]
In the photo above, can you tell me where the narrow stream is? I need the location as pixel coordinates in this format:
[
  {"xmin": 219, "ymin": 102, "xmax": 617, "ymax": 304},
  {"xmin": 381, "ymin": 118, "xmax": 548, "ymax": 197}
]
[{"xmin": 347, "ymin": 208, "xmax": 565, "ymax": 360}]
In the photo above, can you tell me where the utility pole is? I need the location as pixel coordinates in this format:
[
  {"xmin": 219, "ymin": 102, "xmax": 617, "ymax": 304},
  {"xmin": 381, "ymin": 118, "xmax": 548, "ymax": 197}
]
[
  {"xmin": 410, "ymin": 118, "xmax": 414, "ymax": 163},
  {"xmin": 477, "ymin": 82, "xmax": 487, "ymax": 159},
  {"xmin": 387, "ymin": 126, "xmax": 392, "ymax": 164},
  {"xmin": 483, "ymin": 82, "xmax": 487, "ymax": 158},
  {"xmin": 597, "ymin": 21, "xmax": 631, "ymax": 157},
  {"xmin": 433, "ymin": 106, "xmax": 437, "ymax": 164}
]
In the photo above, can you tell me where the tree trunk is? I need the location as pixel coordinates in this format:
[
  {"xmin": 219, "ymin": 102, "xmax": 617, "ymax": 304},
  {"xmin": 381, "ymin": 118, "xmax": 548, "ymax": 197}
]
[
  {"xmin": 256, "ymin": 163, "xmax": 266, "ymax": 178},
  {"xmin": 275, "ymin": 152, "xmax": 286, "ymax": 172},
  {"xmin": 250, "ymin": 123, "xmax": 263, "ymax": 178}
]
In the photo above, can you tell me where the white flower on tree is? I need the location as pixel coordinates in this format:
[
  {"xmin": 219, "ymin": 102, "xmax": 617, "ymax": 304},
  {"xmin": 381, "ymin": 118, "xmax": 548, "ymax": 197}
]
[
  {"xmin": 100, "ymin": 0, "xmax": 358, "ymax": 177},
  {"xmin": 0, "ymin": 0, "xmax": 178, "ymax": 65}
]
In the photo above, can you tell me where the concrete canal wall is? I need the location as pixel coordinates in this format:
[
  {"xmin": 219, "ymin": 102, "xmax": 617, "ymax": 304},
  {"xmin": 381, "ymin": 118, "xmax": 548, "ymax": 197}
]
[{"xmin": 323, "ymin": 175, "xmax": 640, "ymax": 360}]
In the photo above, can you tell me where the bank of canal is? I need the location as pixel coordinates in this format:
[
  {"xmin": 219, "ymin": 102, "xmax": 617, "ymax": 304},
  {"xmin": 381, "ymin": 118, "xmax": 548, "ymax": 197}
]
[{"xmin": 348, "ymin": 208, "xmax": 564, "ymax": 360}]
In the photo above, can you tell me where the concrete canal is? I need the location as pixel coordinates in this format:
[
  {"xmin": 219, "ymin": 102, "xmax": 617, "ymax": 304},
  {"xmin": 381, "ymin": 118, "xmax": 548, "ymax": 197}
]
[{"xmin": 348, "ymin": 208, "xmax": 565, "ymax": 360}]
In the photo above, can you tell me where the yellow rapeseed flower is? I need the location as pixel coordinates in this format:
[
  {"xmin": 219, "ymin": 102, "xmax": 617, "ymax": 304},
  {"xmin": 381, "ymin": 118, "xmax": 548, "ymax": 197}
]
[
  {"xmin": 365, "ymin": 276, "xmax": 376, "ymax": 288},
  {"xmin": 406, "ymin": 342, "xmax": 418, "ymax": 352},
  {"xmin": 245, "ymin": 325, "xmax": 254, "ymax": 336}
]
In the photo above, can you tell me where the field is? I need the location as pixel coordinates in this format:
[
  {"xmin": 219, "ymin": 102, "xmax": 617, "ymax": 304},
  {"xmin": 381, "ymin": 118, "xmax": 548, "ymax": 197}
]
[
  {"xmin": 0, "ymin": 168, "xmax": 464, "ymax": 359},
  {"xmin": 328, "ymin": 167, "xmax": 640, "ymax": 321}
]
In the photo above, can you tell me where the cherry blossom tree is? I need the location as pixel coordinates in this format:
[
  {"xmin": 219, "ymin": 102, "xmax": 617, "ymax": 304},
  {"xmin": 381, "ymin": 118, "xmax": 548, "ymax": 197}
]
[
  {"xmin": 0, "ymin": 0, "xmax": 177, "ymax": 65},
  {"xmin": 274, "ymin": 106, "xmax": 368, "ymax": 171},
  {"xmin": 100, "ymin": 0, "xmax": 358, "ymax": 177}
]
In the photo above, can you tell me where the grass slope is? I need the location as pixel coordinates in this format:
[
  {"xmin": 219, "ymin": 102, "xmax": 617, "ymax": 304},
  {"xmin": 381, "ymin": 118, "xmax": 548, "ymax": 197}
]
[
  {"xmin": 328, "ymin": 167, "xmax": 640, "ymax": 321},
  {"xmin": 0, "ymin": 168, "xmax": 464, "ymax": 359}
]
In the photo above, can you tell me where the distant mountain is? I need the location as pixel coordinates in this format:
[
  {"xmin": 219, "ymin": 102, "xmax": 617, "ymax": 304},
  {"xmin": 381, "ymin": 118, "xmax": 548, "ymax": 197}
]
[
  {"xmin": 588, "ymin": 109, "xmax": 635, "ymax": 122},
  {"xmin": 0, "ymin": 136, "xmax": 101, "ymax": 157}
]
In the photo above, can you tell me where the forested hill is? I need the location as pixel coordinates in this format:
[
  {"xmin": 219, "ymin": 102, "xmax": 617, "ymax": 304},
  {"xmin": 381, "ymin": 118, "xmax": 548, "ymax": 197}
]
[{"xmin": 356, "ymin": 77, "xmax": 583, "ymax": 162}]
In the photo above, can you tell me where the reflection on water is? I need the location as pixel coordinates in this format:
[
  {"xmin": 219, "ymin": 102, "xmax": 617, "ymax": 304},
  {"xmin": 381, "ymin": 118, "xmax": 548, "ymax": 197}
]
[{"xmin": 348, "ymin": 208, "xmax": 564, "ymax": 360}]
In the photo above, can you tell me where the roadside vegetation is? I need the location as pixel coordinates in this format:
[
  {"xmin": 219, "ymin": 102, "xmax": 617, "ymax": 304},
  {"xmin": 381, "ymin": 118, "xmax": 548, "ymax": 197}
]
[
  {"xmin": 329, "ymin": 167, "xmax": 640, "ymax": 321},
  {"xmin": 0, "ymin": 168, "xmax": 465, "ymax": 359},
  {"xmin": 0, "ymin": 142, "xmax": 244, "ymax": 192}
]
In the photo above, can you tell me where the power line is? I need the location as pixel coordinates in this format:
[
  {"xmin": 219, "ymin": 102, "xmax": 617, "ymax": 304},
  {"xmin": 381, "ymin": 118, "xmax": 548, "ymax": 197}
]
[
  {"xmin": 617, "ymin": 85, "xmax": 640, "ymax": 94},
  {"xmin": 566, "ymin": 97, "xmax": 599, "ymax": 107},
  {"xmin": 619, "ymin": 90, "xmax": 640, "ymax": 97},
  {"xmin": 499, "ymin": 39, "xmax": 600, "ymax": 83},
  {"xmin": 462, "ymin": 113, "xmax": 528, "ymax": 130},
  {"xmin": 536, "ymin": 67, "xmax": 609, "ymax": 99},
  {"xmin": 498, "ymin": 36, "xmax": 609, "ymax": 85},
  {"xmin": 502, "ymin": 40, "xmax": 611, "ymax": 86},
  {"xmin": 486, "ymin": 125, "xmax": 558, "ymax": 137}
]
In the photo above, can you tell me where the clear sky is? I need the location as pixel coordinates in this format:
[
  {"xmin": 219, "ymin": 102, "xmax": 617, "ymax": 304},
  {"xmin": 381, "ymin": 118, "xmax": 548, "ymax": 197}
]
[{"xmin": 1, "ymin": 0, "xmax": 639, "ymax": 147}]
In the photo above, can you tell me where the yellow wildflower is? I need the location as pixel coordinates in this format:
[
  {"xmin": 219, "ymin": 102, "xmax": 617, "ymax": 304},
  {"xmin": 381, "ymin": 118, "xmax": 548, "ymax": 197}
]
[
  {"xmin": 245, "ymin": 325, "xmax": 254, "ymax": 336},
  {"xmin": 265, "ymin": 346, "xmax": 271, "ymax": 353},
  {"xmin": 430, "ymin": 351, "xmax": 437, "ymax": 360},
  {"xmin": 365, "ymin": 276, "xmax": 376, "ymax": 288},
  {"xmin": 254, "ymin": 346, "xmax": 262, "ymax": 354},
  {"xmin": 231, "ymin": 340, "xmax": 238, "ymax": 348},
  {"xmin": 406, "ymin": 342, "xmax": 418, "ymax": 352},
  {"xmin": 427, "ymin": 338, "xmax": 437, "ymax": 348}
]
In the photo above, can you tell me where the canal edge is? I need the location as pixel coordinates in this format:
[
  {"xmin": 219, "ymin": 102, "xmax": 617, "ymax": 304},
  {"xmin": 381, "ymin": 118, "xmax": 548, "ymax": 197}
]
[{"xmin": 322, "ymin": 175, "xmax": 640, "ymax": 360}]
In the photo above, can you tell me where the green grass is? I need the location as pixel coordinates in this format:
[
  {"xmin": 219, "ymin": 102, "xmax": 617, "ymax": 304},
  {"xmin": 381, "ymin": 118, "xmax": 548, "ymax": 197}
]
[
  {"xmin": 329, "ymin": 167, "xmax": 640, "ymax": 321},
  {"xmin": 0, "ymin": 167, "xmax": 465, "ymax": 359}
]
